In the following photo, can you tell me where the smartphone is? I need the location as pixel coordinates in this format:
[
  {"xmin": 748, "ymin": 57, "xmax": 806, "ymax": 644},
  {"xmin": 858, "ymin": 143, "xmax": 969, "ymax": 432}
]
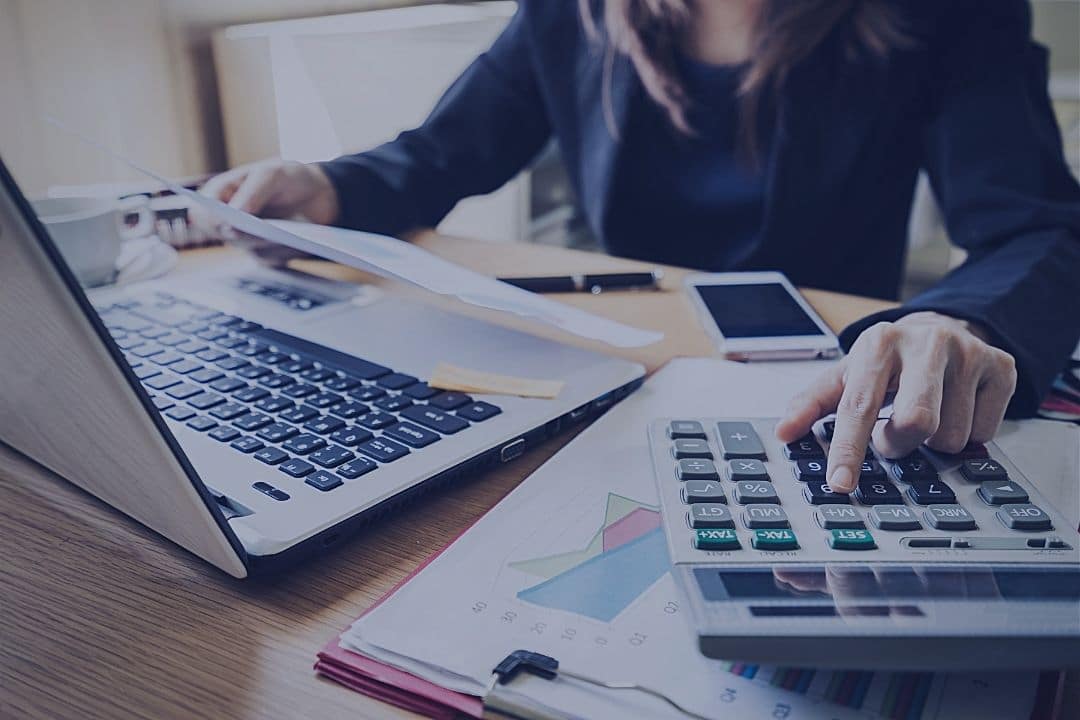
[{"xmin": 685, "ymin": 271, "xmax": 841, "ymax": 361}]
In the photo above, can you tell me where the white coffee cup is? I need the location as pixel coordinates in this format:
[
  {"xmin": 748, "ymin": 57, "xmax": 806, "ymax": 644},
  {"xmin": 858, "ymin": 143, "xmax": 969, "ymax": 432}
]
[{"xmin": 31, "ymin": 196, "xmax": 155, "ymax": 287}]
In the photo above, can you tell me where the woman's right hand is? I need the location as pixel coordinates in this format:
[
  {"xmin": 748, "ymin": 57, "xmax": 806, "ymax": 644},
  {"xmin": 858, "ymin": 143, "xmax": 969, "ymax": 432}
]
[{"xmin": 199, "ymin": 159, "xmax": 340, "ymax": 225}]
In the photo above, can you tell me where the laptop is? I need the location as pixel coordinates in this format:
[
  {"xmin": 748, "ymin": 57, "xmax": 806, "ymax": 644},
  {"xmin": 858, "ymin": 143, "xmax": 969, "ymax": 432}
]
[{"xmin": 0, "ymin": 158, "xmax": 645, "ymax": 577}]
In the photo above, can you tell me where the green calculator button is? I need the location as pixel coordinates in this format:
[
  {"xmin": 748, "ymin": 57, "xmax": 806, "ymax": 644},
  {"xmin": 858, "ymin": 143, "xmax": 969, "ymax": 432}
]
[
  {"xmin": 694, "ymin": 528, "xmax": 741, "ymax": 550},
  {"xmin": 752, "ymin": 528, "xmax": 798, "ymax": 551},
  {"xmin": 828, "ymin": 528, "xmax": 877, "ymax": 550}
]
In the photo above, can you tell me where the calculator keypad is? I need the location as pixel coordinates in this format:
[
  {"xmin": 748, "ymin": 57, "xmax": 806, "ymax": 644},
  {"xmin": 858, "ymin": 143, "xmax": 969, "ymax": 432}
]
[{"xmin": 650, "ymin": 417, "xmax": 1077, "ymax": 565}]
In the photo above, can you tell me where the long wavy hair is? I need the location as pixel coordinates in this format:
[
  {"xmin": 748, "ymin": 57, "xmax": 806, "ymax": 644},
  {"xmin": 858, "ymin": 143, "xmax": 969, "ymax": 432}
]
[{"xmin": 579, "ymin": 0, "xmax": 909, "ymax": 157}]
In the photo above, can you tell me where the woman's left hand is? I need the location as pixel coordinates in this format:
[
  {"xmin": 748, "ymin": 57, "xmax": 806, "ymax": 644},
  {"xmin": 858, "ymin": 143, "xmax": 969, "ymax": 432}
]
[{"xmin": 775, "ymin": 312, "xmax": 1017, "ymax": 493}]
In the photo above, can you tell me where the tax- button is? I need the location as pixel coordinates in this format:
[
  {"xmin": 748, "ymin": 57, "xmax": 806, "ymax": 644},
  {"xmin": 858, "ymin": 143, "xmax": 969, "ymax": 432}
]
[
  {"xmin": 677, "ymin": 458, "xmax": 720, "ymax": 481},
  {"xmin": 996, "ymin": 503, "xmax": 1052, "ymax": 531},
  {"xmin": 829, "ymin": 528, "xmax": 876, "ymax": 550},
  {"xmin": 752, "ymin": 528, "xmax": 799, "ymax": 551},
  {"xmin": 688, "ymin": 503, "xmax": 735, "ymax": 529},
  {"xmin": 978, "ymin": 481, "xmax": 1029, "ymax": 505},
  {"xmin": 694, "ymin": 528, "xmax": 741, "ymax": 551}
]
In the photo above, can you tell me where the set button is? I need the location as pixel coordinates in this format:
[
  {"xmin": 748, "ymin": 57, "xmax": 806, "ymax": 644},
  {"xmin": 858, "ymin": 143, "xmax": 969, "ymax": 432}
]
[{"xmin": 828, "ymin": 528, "xmax": 876, "ymax": 550}]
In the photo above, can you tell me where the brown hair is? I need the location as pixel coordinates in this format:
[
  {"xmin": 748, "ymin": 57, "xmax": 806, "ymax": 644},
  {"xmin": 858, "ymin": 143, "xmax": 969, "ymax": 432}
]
[{"xmin": 580, "ymin": 0, "xmax": 908, "ymax": 157}]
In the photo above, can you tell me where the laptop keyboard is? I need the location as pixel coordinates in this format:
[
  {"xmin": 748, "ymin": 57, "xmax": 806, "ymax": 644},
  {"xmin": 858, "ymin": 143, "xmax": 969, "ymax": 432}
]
[{"xmin": 95, "ymin": 292, "xmax": 502, "ymax": 499}]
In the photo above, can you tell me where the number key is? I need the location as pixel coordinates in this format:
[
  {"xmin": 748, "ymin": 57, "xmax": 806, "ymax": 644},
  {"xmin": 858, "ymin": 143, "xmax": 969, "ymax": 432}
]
[
  {"xmin": 906, "ymin": 480, "xmax": 956, "ymax": 505},
  {"xmin": 784, "ymin": 435, "xmax": 824, "ymax": 460},
  {"xmin": 803, "ymin": 481, "xmax": 851, "ymax": 505},
  {"xmin": 854, "ymin": 480, "xmax": 903, "ymax": 505},
  {"xmin": 793, "ymin": 459, "xmax": 826, "ymax": 482}
]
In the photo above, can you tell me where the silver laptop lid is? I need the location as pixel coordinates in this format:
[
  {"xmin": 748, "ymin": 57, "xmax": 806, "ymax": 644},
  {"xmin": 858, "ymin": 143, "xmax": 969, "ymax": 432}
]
[{"xmin": 0, "ymin": 157, "xmax": 248, "ymax": 577}]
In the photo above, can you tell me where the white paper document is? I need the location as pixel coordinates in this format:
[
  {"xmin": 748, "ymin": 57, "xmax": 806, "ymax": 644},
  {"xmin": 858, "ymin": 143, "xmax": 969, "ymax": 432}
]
[{"xmin": 341, "ymin": 359, "xmax": 1045, "ymax": 720}]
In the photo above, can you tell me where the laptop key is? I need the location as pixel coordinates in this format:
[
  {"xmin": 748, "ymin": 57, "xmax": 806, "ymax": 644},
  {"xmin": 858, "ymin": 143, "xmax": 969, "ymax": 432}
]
[
  {"xmin": 324, "ymin": 375, "xmax": 362, "ymax": 392},
  {"xmin": 350, "ymin": 385, "xmax": 386, "ymax": 402},
  {"xmin": 375, "ymin": 395, "xmax": 413, "ymax": 413},
  {"xmin": 304, "ymin": 416, "xmax": 345, "ymax": 435},
  {"xmin": 151, "ymin": 350, "xmax": 185, "ymax": 366},
  {"xmin": 282, "ymin": 434, "xmax": 326, "ymax": 455},
  {"xmin": 309, "ymin": 391, "xmax": 344, "ymax": 409},
  {"xmin": 306, "ymin": 470, "xmax": 343, "ymax": 492},
  {"xmin": 356, "ymin": 437, "xmax": 410, "ymax": 463},
  {"xmin": 278, "ymin": 359, "xmax": 313, "ymax": 374},
  {"xmin": 384, "ymin": 422, "xmax": 440, "ymax": 448},
  {"xmin": 234, "ymin": 386, "xmax": 270, "ymax": 403},
  {"xmin": 186, "ymin": 415, "xmax": 217, "ymax": 432},
  {"xmin": 131, "ymin": 343, "xmax": 166, "ymax": 358},
  {"xmin": 377, "ymin": 372, "xmax": 418, "ymax": 390},
  {"xmin": 401, "ymin": 405, "xmax": 469, "ymax": 435},
  {"xmin": 170, "ymin": 359, "xmax": 204, "ymax": 375},
  {"xmin": 329, "ymin": 427, "xmax": 373, "ymax": 447},
  {"xmin": 188, "ymin": 392, "xmax": 226, "ymax": 410},
  {"xmin": 456, "ymin": 401, "xmax": 501, "ymax": 422},
  {"xmin": 247, "ymin": 328, "xmax": 392, "ymax": 380},
  {"xmin": 280, "ymin": 405, "xmax": 320, "ymax": 424},
  {"xmin": 146, "ymin": 373, "xmax": 182, "ymax": 391},
  {"xmin": 216, "ymin": 356, "xmax": 250, "ymax": 371},
  {"xmin": 256, "ymin": 351, "xmax": 290, "ymax": 365},
  {"xmin": 358, "ymin": 412, "xmax": 398, "ymax": 430},
  {"xmin": 254, "ymin": 396, "xmax": 293, "ymax": 413},
  {"xmin": 165, "ymin": 406, "xmax": 197, "ymax": 422},
  {"xmin": 429, "ymin": 392, "xmax": 471, "ymax": 411},
  {"xmin": 176, "ymin": 339, "xmax": 208, "ymax": 354},
  {"xmin": 157, "ymin": 332, "xmax": 189, "ymax": 347},
  {"xmin": 236, "ymin": 365, "xmax": 271, "ymax": 380},
  {"xmin": 300, "ymin": 367, "xmax": 337, "ymax": 383},
  {"xmin": 256, "ymin": 423, "xmax": 299, "ymax": 443},
  {"xmin": 310, "ymin": 445, "xmax": 356, "ymax": 468},
  {"xmin": 208, "ymin": 425, "xmax": 240, "ymax": 443},
  {"xmin": 282, "ymin": 383, "xmax": 318, "ymax": 399},
  {"xmin": 194, "ymin": 348, "xmax": 228, "ymax": 363},
  {"xmin": 230, "ymin": 436, "xmax": 264, "ymax": 454},
  {"xmin": 166, "ymin": 382, "xmax": 204, "ymax": 400},
  {"xmin": 279, "ymin": 458, "xmax": 315, "ymax": 478},
  {"xmin": 253, "ymin": 447, "xmax": 289, "ymax": 465},
  {"xmin": 330, "ymin": 401, "xmax": 369, "ymax": 420},
  {"xmin": 337, "ymin": 457, "xmax": 377, "ymax": 479},
  {"xmin": 403, "ymin": 382, "xmax": 440, "ymax": 400},
  {"xmin": 233, "ymin": 412, "xmax": 273, "ymax": 432},
  {"xmin": 189, "ymin": 368, "xmax": 225, "ymax": 384},
  {"xmin": 210, "ymin": 377, "xmax": 247, "ymax": 394},
  {"xmin": 237, "ymin": 342, "xmax": 270, "ymax": 357},
  {"xmin": 209, "ymin": 402, "xmax": 248, "ymax": 421}
]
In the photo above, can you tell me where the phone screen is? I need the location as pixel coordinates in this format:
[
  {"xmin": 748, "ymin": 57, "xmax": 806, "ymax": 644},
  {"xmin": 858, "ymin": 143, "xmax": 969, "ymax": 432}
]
[{"xmin": 693, "ymin": 283, "xmax": 826, "ymax": 338}]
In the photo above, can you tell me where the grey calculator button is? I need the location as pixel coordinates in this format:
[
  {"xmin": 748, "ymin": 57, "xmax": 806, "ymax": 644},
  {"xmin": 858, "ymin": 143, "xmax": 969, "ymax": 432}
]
[
  {"xmin": 715, "ymin": 422, "xmax": 767, "ymax": 460},
  {"xmin": 742, "ymin": 504, "xmax": 789, "ymax": 529},
  {"xmin": 817, "ymin": 505, "xmax": 865, "ymax": 529},
  {"xmin": 727, "ymin": 458, "xmax": 769, "ymax": 482},
  {"xmin": 977, "ymin": 480, "xmax": 1029, "ymax": 505},
  {"xmin": 733, "ymin": 481, "xmax": 779, "ymax": 505},
  {"xmin": 996, "ymin": 503, "xmax": 1052, "ymax": 531},
  {"xmin": 681, "ymin": 480, "xmax": 726, "ymax": 504},
  {"xmin": 677, "ymin": 458, "xmax": 720, "ymax": 481},
  {"xmin": 688, "ymin": 503, "xmax": 735, "ymax": 528},
  {"xmin": 925, "ymin": 504, "xmax": 977, "ymax": 530},
  {"xmin": 669, "ymin": 420, "xmax": 706, "ymax": 439},
  {"xmin": 870, "ymin": 505, "xmax": 922, "ymax": 531},
  {"xmin": 672, "ymin": 439, "xmax": 713, "ymax": 459}
]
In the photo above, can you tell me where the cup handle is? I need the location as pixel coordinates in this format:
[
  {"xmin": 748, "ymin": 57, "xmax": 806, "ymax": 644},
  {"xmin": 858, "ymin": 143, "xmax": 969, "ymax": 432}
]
[{"xmin": 117, "ymin": 196, "xmax": 155, "ymax": 240}]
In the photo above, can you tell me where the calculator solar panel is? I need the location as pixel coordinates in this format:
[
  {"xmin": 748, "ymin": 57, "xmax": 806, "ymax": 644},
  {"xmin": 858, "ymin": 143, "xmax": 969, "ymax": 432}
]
[{"xmin": 648, "ymin": 418, "xmax": 1080, "ymax": 670}]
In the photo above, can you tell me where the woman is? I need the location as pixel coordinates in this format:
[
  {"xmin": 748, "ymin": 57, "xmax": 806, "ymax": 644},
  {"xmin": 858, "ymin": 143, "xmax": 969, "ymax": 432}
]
[{"xmin": 201, "ymin": 0, "xmax": 1080, "ymax": 494}]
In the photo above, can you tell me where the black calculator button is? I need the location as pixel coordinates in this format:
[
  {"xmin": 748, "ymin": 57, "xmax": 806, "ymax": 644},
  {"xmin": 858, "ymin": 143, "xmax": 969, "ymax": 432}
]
[
  {"xmin": 687, "ymin": 504, "xmax": 734, "ymax": 529},
  {"xmin": 996, "ymin": 503, "xmax": 1051, "ymax": 531},
  {"xmin": 741, "ymin": 504, "xmax": 789, "ymax": 529},
  {"xmin": 793, "ymin": 459, "xmax": 826, "ymax": 482},
  {"xmin": 816, "ymin": 506, "xmax": 864, "ymax": 529},
  {"xmin": 854, "ymin": 480, "xmax": 903, "ymax": 505},
  {"xmin": 733, "ymin": 481, "xmax": 779, "ymax": 504},
  {"xmin": 715, "ymin": 422, "xmax": 767, "ymax": 460},
  {"xmin": 924, "ymin": 504, "xmax": 977, "ymax": 530},
  {"xmin": 668, "ymin": 420, "xmax": 706, "ymax": 439},
  {"xmin": 784, "ymin": 435, "xmax": 824, "ymax": 460},
  {"xmin": 891, "ymin": 453, "xmax": 938, "ymax": 483},
  {"xmin": 803, "ymin": 482, "xmax": 851, "ymax": 505},
  {"xmin": 856, "ymin": 459, "xmax": 885, "ymax": 480},
  {"xmin": 727, "ymin": 459, "xmax": 769, "ymax": 482},
  {"xmin": 870, "ymin": 505, "xmax": 922, "ymax": 531},
  {"xmin": 822, "ymin": 420, "xmax": 835, "ymax": 440},
  {"xmin": 906, "ymin": 480, "xmax": 956, "ymax": 505},
  {"xmin": 960, "ymin": 459, "xmax": 1009, "ymax": 483},
  {"xmin": 681, "ymin": 480, "xmax": 726, "ymax": 504},
  {"xmin": 672, "ymin": 439, "xmax": 713, "ymax": 459},
  {"xmin": 676, "ymin": 458, "xmax": 720, "ymax": 481}
]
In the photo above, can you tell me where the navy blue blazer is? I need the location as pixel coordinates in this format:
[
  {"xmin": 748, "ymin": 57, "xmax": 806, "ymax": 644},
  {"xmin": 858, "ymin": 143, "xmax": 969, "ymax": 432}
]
[{"xmin": 321, "ymin": 0, "xmax": 1080, "ymax": 416}]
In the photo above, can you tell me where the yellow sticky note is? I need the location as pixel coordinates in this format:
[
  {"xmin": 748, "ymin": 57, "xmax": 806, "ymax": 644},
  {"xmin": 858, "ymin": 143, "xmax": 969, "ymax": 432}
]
[{"xmin": 428, "ymin": 363, "xmax": 565, "ymax": 399}]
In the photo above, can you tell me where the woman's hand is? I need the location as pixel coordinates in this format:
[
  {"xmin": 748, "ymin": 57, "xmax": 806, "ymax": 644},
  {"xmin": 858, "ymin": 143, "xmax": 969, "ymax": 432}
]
[
  {"xmin": 775, "ymin": 312, "xmax": 1017, "ymax": 493},
  {"xmin": 195, "ymin": 159, "xmax": 340, "ymax": 266}
]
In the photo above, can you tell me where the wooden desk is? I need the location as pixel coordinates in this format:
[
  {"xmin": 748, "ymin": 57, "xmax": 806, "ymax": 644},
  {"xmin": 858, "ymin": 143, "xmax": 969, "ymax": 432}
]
[{"xmin": 1, "ymin": 233, "xmax": 1072, "ymax": 719}]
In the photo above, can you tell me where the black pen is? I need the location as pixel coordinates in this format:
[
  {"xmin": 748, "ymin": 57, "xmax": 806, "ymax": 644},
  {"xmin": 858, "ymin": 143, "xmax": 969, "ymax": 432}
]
[{"xmin": 498, "ymin": 270, "xmax": 663, "ymax": 294}]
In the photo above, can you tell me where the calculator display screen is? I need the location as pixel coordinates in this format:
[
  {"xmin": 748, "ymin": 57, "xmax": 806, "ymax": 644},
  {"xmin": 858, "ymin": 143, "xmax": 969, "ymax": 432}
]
[
  {"xmin": 697, "ymin": 566, "xmax": 1080, "ymax": 602},
  {"xmin": 693, "ymin": 283, "xmax": 826, "ymax": 338}
]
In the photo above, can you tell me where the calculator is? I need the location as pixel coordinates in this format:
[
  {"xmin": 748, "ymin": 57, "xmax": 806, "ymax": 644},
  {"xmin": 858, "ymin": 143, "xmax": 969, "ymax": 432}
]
[{"xmin": 648, "ymin": 418, "xmax": 1080, "ymax": 670}]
